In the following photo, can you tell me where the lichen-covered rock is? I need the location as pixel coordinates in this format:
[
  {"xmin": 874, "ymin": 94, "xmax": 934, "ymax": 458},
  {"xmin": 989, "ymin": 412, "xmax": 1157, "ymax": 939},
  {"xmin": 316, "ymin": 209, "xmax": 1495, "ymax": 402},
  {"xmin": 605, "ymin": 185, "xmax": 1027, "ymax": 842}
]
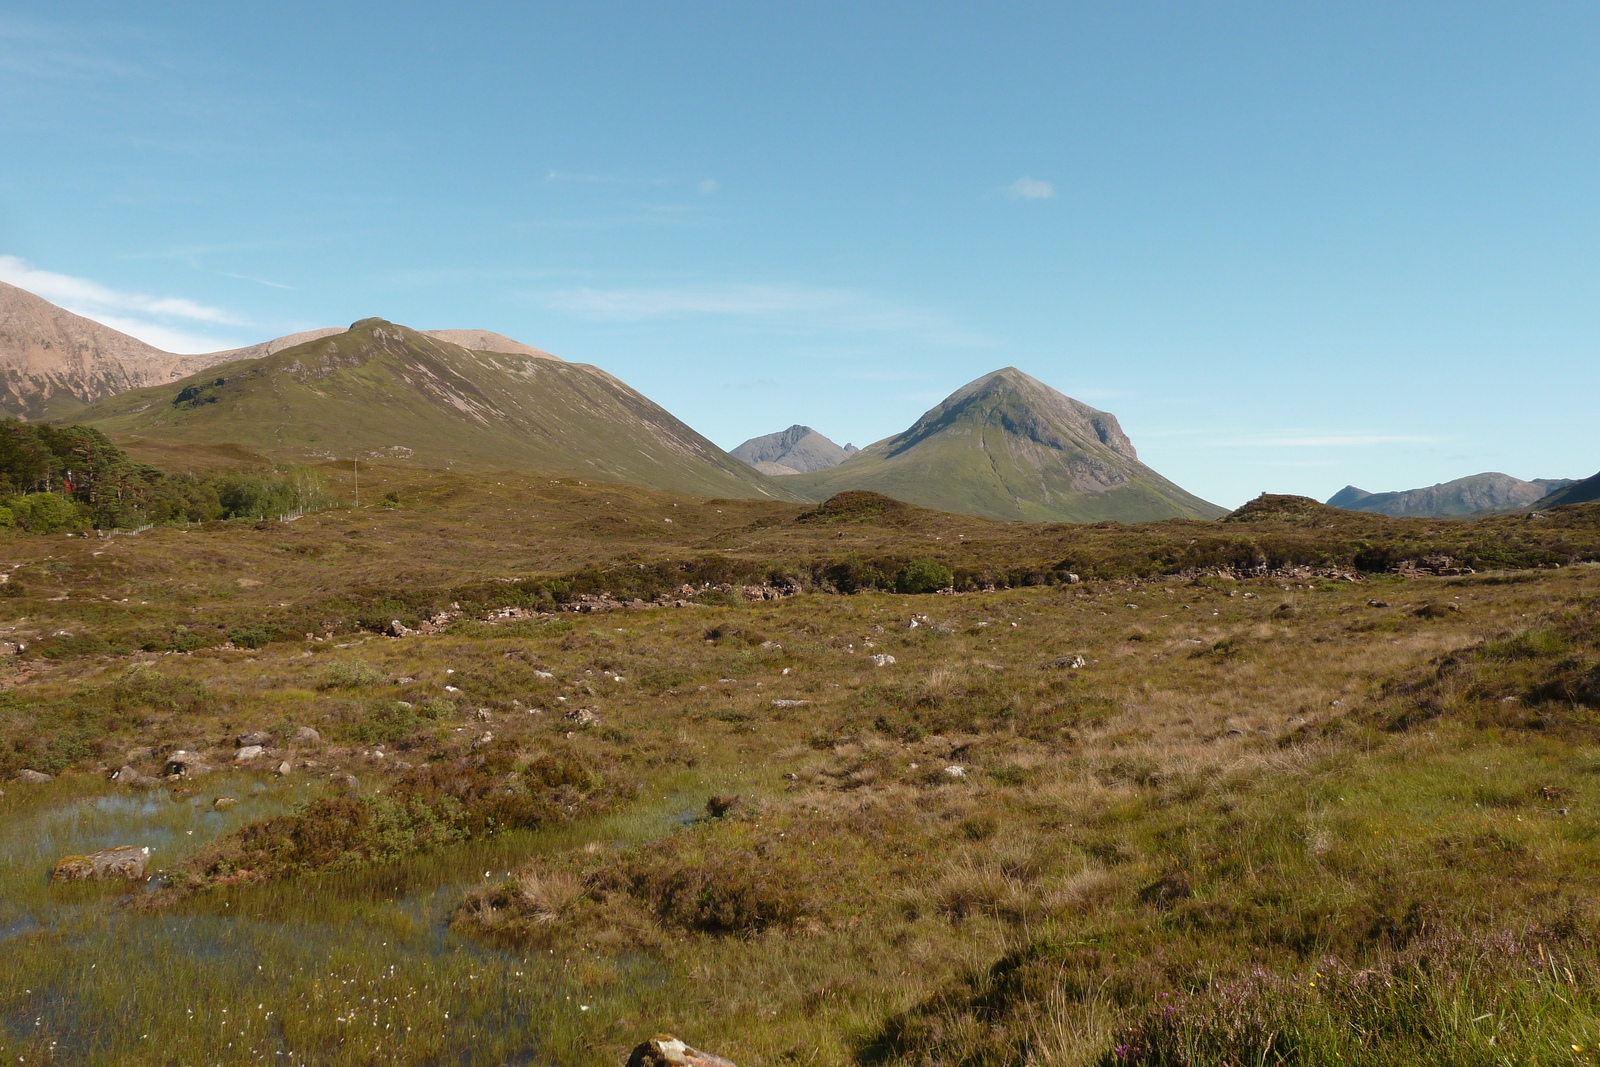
[
  {"xmin": 626, "ymin": 1034, "xmax": 738, "ymax": 1067},
  {"xmin": 52, "ymin": 845, "xmax": 150, "ymax": 882}
]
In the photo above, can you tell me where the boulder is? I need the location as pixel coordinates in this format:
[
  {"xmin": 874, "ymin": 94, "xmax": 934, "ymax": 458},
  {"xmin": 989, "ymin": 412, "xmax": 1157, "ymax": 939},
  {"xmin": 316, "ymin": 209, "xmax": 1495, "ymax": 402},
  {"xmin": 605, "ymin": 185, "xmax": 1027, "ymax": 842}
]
[
  {"xmin": 295, "ymin": 726, "xmax": 323, "ymax": 744},
  {"xmin": 868, "ymin": 653, "xmax": 896, "ymax": 667},
  {"xmin": 236, "ymin": 730, "xmax": 273, "ymax": 747},
  {"xmin": 51, "ymin": 845, "xmax": 150, "ymax": 882},
  {"xmin": 626, "ymin": 1034, "xmax": 738, "ymax": 1067},
  {"xmin": 563, "ymin": 707, "xmax": 601, "ymax": 728},
  {"xmin": 111, "ymin": 765, "xmax": 160, "ymax": 787},
  {"xmin": 234, "ymin": 745, "xmax": 266, "ymax": 762},
  {"xmin": 213, "ymin": 796, "xmax": 238, "ymax": 811},
  {"xmin": 163, "ymin": 751, "xmax": 213, "ymax": 778},
  {"xmin": 17, "ymin": 769, "xmax": 52, "ymax": 783},
  {"xmin": 274, "ymin": 760, "xmax": 292, "ymax": 776},
  {"xmin": 1045, "ymin": 655, "xmax": 1087, "ymax": 670}
]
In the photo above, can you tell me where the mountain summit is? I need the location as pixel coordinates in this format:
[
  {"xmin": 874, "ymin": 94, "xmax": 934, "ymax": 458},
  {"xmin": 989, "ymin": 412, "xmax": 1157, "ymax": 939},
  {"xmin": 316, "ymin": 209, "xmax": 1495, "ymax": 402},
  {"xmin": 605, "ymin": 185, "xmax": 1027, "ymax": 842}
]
[
  {"xmin": 731, "ymin": 425, "xmax": 856, "ymax": 475},
  {"xmin": 773, "ymin": 367, "xmax": 1223, "ymax": 522},
  {"xmin": 68, "ymin": 317, "xmax": 797, "ymax": 501}
]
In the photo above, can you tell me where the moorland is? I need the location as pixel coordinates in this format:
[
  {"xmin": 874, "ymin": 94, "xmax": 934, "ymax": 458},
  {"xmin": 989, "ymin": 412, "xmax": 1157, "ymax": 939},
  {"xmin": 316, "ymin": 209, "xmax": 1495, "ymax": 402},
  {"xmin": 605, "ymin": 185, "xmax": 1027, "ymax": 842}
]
[{"xmin": 3, "ymin": 452, "xmax": 1600, "ymax": 1066}]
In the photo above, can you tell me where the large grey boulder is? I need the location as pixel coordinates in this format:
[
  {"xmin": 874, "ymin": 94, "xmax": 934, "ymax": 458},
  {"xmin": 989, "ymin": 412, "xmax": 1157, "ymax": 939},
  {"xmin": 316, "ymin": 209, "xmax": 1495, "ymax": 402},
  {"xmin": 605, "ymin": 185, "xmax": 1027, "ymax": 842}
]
[
  {"xmin": 17, "ymin": 769, "xmax": 52, "ymax": 783},
  {"xmin": 163, "ymin": 751, "xmax": 213, "ymax": 778},
  {"xmin": 52, "ymin": 845, "xmax": 150, "ymax": 881}
]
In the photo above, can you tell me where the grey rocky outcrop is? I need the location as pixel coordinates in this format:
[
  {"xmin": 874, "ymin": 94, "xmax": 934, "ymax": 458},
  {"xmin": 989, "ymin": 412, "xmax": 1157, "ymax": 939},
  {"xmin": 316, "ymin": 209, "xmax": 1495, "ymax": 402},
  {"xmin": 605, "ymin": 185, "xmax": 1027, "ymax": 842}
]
[{"xmin": 51, "ymin": 845, "xmax": 150, "ymax": 881}]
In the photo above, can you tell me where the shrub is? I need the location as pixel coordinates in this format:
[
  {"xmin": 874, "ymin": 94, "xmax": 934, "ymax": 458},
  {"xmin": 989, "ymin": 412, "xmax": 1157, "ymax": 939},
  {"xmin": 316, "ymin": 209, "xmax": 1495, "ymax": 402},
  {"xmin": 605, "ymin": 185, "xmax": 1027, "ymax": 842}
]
[
  {"xmin": 316, "ymin": 659, "xmax": 388, "ymax": 690},
  {"xmin": 7, "ymin": 492, "xmax": 85, "ymax": 533},
  {"xmin": 896, "ymin": 558, "xmax": 953, "ymax": 594}
]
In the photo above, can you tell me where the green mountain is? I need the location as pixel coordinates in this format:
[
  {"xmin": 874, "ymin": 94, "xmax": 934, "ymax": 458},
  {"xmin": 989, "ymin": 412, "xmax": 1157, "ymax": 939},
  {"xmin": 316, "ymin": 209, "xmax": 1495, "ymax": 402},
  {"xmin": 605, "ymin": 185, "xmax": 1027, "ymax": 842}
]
[
  {"xmin": 1328, "ymin": 472, "xmax": 1576, "ymax": 517},
  {"xmin": 773, "ymin": 367, "xmax": 1224, "ymax": 522},
  {"xmin": 1536, "ymin": 470, "xmax": 1600, "ymax": 508},
  {"xmin": 66, "ymin": 317, "xmax": 800, "ymax": 501}
]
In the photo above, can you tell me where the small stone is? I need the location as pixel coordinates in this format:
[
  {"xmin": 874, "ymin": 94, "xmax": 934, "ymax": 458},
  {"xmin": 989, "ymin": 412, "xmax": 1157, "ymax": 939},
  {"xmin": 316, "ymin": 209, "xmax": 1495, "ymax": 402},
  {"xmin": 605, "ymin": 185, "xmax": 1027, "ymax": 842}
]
[
  {"xmin": 868, "ymin": 653, "xmax": 896, "ymax": 667},
  {"xmin": 943, "ymin": 765, "xmax": 967, "ymax": 779},
  {"xmin": 1367, "ymin": 599, "xmax": 1390, "ymax": 608},
  {"xmin": 274, "ymin": 761, "xmax": 292, "ymax": 776},
  {"xmin": 563, "ymin": 707, "xmax": 601, "ymax": 728},
  {"xmin": 295, "ymin": 726, "xmax": 322, "ymax": 744},
  {"xmin": 1045, "ymin": 655, "xmax": 1087, "ymax": 670},
  {"xmin": 213, "ymin": 796, "xmax": 238, "ymax": 811},
  {"xmin": 771, "ymin": 699, "xmax": 810, "ymax": 708},
  {"xmin": 234, "ymin": 745, "xmax": 266, "ymax": 762}
]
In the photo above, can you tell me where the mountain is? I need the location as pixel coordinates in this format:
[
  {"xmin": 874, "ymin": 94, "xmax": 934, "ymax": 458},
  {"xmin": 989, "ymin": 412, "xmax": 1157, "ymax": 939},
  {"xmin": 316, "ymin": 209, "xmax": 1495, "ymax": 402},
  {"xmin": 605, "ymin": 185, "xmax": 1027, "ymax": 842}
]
[
  {"xmin": 0, "ymin": 280, "xmax": 250, "ymax": 419},
  {"xmin": 66, "ymin": 317, "xmax": 801, "ymax": 501},
  {"xmin": 1327, "ymin": 473, "xmax": 1576, "ymax": 517},
  {"xmin": 731, "ymin": 425, "xmax": 857, "ymax": 476},
  {"xmin": 0, "ymin": 282, "xmax": 576, "ymax": 421},
  {"xmin": 771, "ymin": 367, "xmax": 1224, "ymax": 522},
  {"xmin": 1535, "ymin": 470, "xmax": 1600, "ymax": 509}
]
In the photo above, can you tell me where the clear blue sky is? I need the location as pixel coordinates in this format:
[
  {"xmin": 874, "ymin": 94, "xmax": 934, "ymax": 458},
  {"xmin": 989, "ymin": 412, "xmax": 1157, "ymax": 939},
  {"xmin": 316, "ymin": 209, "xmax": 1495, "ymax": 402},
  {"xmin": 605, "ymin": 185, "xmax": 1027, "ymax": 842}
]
[{"xmin": 3, "ymin": 2, "xmax": 1596, "ymax": 507}]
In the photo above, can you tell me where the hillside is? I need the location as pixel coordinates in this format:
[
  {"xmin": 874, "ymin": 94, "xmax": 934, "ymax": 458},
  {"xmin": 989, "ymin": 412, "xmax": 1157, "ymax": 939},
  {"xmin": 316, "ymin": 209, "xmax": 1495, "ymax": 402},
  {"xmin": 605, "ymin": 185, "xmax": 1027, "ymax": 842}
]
[
  {"xmin": 66, "ymin": 318, "xmax": 800, "ymax": 501},
  {"xmin": 773, "ymin": 367, "xmax": 1224, "ymax": 522},
  {"xmin": 1537, "ymin": 469, "xmax": 1600, "ymax": 508},
  {"xmin": 0, "ymin": 280, "xmax": 248, "ymax": 419},
  {"xmin": 731, "ymin": 424, "xmax": 857, "ymax": 475},
  {"xmin": 1328, "ymin": 472, "xmax": 1574, "ymax": 517}
]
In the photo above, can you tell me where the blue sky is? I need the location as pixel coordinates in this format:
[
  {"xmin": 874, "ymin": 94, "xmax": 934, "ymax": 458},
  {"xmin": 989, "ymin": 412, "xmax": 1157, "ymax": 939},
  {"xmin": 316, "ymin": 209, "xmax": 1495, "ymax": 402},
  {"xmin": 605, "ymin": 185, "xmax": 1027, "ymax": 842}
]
[{"xmin": 2, "ymin": 2, "xmax": 1596, "ymax": 507}]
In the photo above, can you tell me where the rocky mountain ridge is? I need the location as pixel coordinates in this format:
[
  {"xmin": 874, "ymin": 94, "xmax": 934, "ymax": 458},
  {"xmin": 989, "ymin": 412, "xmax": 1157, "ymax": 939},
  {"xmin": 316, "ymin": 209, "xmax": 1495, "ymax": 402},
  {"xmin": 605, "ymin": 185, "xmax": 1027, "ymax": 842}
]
[
  {"xmin": 731, "ymin": 425, "xmax": 857, "ymax": 475},
  {"xmin": 1329, "ymin": 472, "xmax": 1575, "ymax": 517}
]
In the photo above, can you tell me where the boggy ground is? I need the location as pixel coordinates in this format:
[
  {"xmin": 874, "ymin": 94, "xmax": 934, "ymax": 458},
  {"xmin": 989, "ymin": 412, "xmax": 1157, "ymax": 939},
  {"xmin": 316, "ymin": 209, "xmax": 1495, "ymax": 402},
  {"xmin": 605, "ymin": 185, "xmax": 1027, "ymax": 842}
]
[{"xmin": 1, "ymin": 469, "xmax": 1599, "ymax": 1065}]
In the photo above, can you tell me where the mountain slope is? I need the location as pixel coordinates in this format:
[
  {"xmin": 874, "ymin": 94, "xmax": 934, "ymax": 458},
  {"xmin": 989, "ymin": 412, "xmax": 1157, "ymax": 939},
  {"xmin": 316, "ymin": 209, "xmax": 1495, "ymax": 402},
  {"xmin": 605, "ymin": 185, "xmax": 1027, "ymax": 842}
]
[
  {"xmin": 731, "ymin": 425, "xmax": 857, "ymax": 475},
  {"xmin": 0, "ymin": 280, "xmax": 251, "ymax": 419},
  {"xmin": 68, "ymin": 318, "xmax": 800, "ymax": 501},
  {"xmin": 773, "ymin": 368, "xmax": 1224, "ymax": 522},
  {"xmin": 1328, "ymin": 473, "xmax": 1575, "ymax": 517},
  {"xmin": 1536, "ymin": 470, "xmax": 1600, "ymax": 508}
]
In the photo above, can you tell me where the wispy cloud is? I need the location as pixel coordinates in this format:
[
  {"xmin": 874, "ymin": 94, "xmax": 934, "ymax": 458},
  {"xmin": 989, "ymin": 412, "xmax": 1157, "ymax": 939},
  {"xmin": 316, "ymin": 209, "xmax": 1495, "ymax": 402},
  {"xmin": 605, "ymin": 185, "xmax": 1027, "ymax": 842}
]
[
  {"xmin": 697, "ymin": 178, "xmax": 721, "ymax": 194},
  {"xmin": 0, "ymin": 254, "xmax": 249, "ymax": 352},
  {"xmin": 531, "ymin": 283, "xmax": 991, "ymax": 346},
  {"xmin": 1003, "ymin": 177, "xmax": 1056, "ymax": 201}
]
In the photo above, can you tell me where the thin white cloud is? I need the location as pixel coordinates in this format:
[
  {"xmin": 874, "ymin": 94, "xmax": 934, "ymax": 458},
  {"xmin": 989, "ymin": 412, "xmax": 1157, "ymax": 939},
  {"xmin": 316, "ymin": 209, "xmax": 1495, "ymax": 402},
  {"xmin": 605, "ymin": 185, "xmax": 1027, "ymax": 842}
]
[
  {"xmin": 0, "ymin": 254, "xmax": 249, "ymax": 353},
  {"xmin": 698, "ymin": 179, "xmax": 721, "ymax": 194},
  {"xmin": 532, "ymin": 283, "xmax": 991, "ymax": 346},
  {"xmin": 1004, "ymin": 177, "xmax": 1056, "ymax": 201}
]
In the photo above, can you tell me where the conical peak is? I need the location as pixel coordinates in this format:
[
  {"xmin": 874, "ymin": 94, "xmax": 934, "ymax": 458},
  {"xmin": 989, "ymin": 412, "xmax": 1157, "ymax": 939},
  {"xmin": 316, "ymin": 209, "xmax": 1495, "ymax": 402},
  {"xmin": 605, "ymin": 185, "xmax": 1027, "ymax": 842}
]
[{"xmin": 891, "ymin": 367, "xmax": 1136, "ymax": 461}]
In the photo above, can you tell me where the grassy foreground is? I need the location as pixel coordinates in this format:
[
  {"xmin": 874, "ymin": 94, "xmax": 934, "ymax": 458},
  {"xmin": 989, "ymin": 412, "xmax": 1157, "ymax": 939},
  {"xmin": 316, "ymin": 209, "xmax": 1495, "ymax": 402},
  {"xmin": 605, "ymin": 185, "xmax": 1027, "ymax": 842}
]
[{"xmin": 1, "ymin": 465, "xmax": 1598, "ymax": 1066}]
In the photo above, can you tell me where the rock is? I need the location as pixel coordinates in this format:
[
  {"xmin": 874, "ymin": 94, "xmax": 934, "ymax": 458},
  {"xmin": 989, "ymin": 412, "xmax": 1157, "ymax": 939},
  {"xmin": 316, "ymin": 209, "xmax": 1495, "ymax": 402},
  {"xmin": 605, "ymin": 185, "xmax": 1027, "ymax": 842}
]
[
  {"xmin": 1064, "ymin": 572, "xmax": 1081, "ymax": 584},
  {"xmin": 213, "ymin": 796, "xmax": 238, "ymax": 811},
  {"xmin": 387, "ymin": 619, "xmax": 418, "ymax": 637},
  {"xmin": 1366, "ymin": 599, "xmax": 1391, "ymax": 608},
  {"xmin": 770, "ymin": 699, "xmax": 810, "ymax": 708},
  {"xmin": 236, "ymin": 730, "xmax": 273, "ymax": 747},
  {"xmin": 163, "ymin": 751, "xmax": 213, "ymax": 778},
  {"xmin": 759, "ymin": 640, "xmax": 783, "ymax": 649},
  {"xmin": 868, "ymin": 653, "xmax": 896, "ymax": 667},
  {"xmin": 234, "ymin": 745, "xmax": 266, "ymax": 762},
  {"xmin": 1045, "ymin": 655, "xmax": 1087, "ymax": 670},
  {"xmin": 627, "ymin": 1034, "xmax": 739, "ymax": 1067},
  {"xmin": 943, "ymin": 765, "xmax": 967, "ymax": 779},
  {"xmin": 17, "ymin": 768, "xmax": 52, "ymax": 783},
  {"xmin": 534, "ymin": 670, "xmax": 555, "ymax": 679},
  {"xmin": 474, "ymin": 708, "xmax": 493, "ymax": 721},
  {"xmin": 111, "ymin": 765, "xmax": 160, "ymax": 787},
  {"xmin": 563, "ymin": 707, "xmax": 601, "ymax": 728},
  {"xmin": 51, "ymin": 845, "xmax": 150, "ymax": 882},
  {"xmin": 0, "ymin": 642, "xmax": 21, "ymax": 655},
  {"xmin": 274, "ymin": 761, "xmax": 292, "ymax": 776},
  {"xmin": 295, "ymin": 726, "xmax": 322, "ymax": 744}
]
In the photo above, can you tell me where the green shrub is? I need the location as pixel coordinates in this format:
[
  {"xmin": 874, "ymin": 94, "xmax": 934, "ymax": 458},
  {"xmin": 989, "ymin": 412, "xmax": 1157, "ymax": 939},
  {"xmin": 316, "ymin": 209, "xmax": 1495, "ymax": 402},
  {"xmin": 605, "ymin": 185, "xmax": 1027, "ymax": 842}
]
[
  {"xmin": 896, "ymin": 558, "xmax": 953, "ymax": 594},
  {"xmin": 316, "ymin": 659, "xmax": 389, "ymax": 690},
  {"xmin": 8, "ymin": 492, "xmax": 85, "ymax": 533}
]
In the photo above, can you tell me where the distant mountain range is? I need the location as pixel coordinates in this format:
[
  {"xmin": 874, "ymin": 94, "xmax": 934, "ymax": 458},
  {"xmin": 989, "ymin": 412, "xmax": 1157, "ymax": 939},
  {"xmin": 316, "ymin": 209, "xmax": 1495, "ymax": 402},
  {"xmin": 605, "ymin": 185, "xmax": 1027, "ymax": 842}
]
[
  {"xmin": 1328, "ymin": 473, "xmax": 1576, "ymax": 517},
  {"xmin": 1537, "ymin": 471, "xmax": 1600, "ymax": 509},
  {"xmin": 64, "ymin": 317, "xmax": 797, "ymax": 501},
  {"xmin": 731, "ymin": 425, "xmax": 857, "ymax": 475},
  {"xmin": 764, "ymin": 368, "xmax": 1225, "ymax": 522}
]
